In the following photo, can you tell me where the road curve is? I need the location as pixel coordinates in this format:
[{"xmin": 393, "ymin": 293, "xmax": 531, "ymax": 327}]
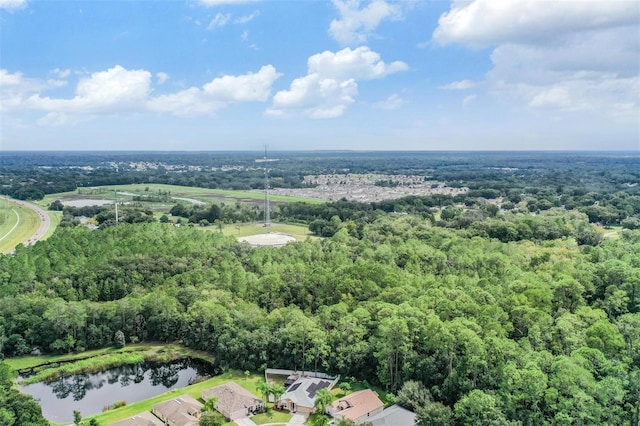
[{"xmin": 0, "ymin": 197, "xmax": 52, "ymax": 248}]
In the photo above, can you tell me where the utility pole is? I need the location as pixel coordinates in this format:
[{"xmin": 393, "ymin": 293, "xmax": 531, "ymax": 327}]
[
  {"xmin": 264, "ymin": 145, "xmax": 270, "ymax": 227},
  {"xmin": 114, "ymin": 190, "xmax": 118, "ymax": 224}
]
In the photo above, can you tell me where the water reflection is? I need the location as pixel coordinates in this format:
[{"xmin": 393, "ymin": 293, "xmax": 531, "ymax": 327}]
[{"xmin": 19, "ymin": 358, "xmax": 215, "ymax": 423}]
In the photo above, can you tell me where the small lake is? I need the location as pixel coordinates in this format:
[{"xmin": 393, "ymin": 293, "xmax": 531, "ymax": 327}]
[{"xmin": 19, "ymin": 358, "xmax": 216, "ymax": 423}]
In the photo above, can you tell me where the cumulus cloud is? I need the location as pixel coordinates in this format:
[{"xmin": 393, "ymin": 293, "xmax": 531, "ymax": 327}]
[
  {"xmin": 268, "ymin": 46, "xmax": 407, "ymax": 119},
  {"xmin": 4, "ymin": 64, "xmax": 281, "ymax": 121},
  {"xmin": 26, "ymin": 65, "xmax": 151, "ymax": 113},
  {"xmin": 329, "ymin": 0, "xmax": 402, "ymax": 45},
  {"xmin": 432, "ymin": 0, "xmax": 640, "ymax": 116},
  {"xmin": 51, "ymin": 68, "xmax": 71, "ymax": 79},
  {"xmin": 374, "ymin": 93, "xmax": 404, "ymax": 110},
  {"xmin": 208, "ymin": 12, "xmax": 231, "ymax": 29},
  {"xmin": 0, "ymin": 0, "xmax": 26, "ymax": 10}
]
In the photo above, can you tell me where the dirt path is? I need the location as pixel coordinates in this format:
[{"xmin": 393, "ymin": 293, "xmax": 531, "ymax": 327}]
[{"xmin": 0, "ymin": 197, "xmax": 52, "ymax": 247}]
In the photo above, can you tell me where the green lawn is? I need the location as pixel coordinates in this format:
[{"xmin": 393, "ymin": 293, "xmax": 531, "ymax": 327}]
[
  {"xmin": 214, "ymin": 222, "xmax": 316, "ymax": 242},
  {"xmin": 251, "ymin": 409, "xmax": 292, "ymax": 425},
  {"xmin": 0, "ymin": 201, "xmax": 41, "ymax": 254}
]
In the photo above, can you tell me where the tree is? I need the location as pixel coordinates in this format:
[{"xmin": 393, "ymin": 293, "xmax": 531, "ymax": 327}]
[
  {"xmin": 114, "ymin": 330, "xmax": 125, "ymax": 348},
  {"xmin": 257, "ymin": 380, "xmax": 271, "ymax": 405},
  {"xmin": 200, "ymin": 411, "xmax": 226, "ymax": 426},
  {"xmin": 73, "ymin": 410, "xmax": 82, "ymax": 425},
  {"xmin": 396, "ymin": 380, "xmax": 432, "ymax": 412},
  {"xmin": 338, "ymin": 382, "xmax": 351, "ymax": 394},
  {"xmin": 314, "ymin": 388, "xmax": 333, "ymax": 414},
  {"xmin": 204, "ymin": 396, "xmax": 219, "ymax": 412},
  {"xmin": 416, "ymin": 402, "xmax": 453, "ymax": 426},
  {"xmin": 271, "ymin": 384, "xmax": 286, "ymax": 405}
]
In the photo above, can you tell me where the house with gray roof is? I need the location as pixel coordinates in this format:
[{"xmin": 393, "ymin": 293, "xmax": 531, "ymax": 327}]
[
  {"xmin": 109, "ymin": 411, "xmax": 164, "ymax": 426},
  {"xmin": 201, "ymin": 381, "xmax": 262, "ymax": 420},
  {"xmin": 367, "ymin": 404, "xmax": 417, "ymax": 426},
  {"xmin": 279, "ymin": 375, "xmax": 339, "ymax": 414},
  {"xmin": 151, "ymin": 394, "xmax": 203, "ymax": 426}
]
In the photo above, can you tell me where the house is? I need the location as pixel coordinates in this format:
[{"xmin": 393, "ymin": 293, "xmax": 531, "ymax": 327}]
[
  {"xmin": 367, "ymin": 404, "xmax": 417, "ymax": 426},
  {"xmin": 151, "ymin": 394, "xmax": 203, "ymax": 426},
  {"xmin": 109, "ymin": 411, "xmax": 164, "ymax": 426},
  {"xmin": 201, "ymin": 381, "xmax": 263, "ymax": 420},
  {"xmin": 329, "ymin": 389, "xmax": 384, "ymax": 424},
  {"xmin": 279, "ymin": 375, "xmax": 338, "ymax": 414}
]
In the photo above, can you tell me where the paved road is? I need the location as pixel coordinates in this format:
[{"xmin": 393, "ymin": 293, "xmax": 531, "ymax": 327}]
[{"xmin": 0, "ymin": 197, "xmax": 52, "ymax": 248}]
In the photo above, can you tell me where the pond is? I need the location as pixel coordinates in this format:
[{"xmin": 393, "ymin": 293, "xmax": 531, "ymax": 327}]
[{"xmin": 18, "ymin": 358, "xmax": 216, "ymax": 423}]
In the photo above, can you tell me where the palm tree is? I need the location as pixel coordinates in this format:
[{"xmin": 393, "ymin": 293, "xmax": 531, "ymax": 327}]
[
  {"xmin": 314, "ymin": 388, "xmax": 333, "ymax": 415},
  {"xmin": 257, "ymin": 380, "xmax": 271, "ymax": 405},
  {"xmin": 204, "ymin": 396, "xmax": 218, "ymax": 412},
  {"xmin": 271, "ymin": 384, "xmax": 286, "ymax": 406}
]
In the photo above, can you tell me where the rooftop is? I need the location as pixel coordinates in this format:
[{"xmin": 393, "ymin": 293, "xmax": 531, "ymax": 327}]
[{"xmin": 331, "ymin": 389, "xmax": 384, "ymax": 421}]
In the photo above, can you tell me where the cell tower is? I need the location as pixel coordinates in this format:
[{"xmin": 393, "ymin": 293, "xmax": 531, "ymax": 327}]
[{"xmin": 263, "ymin": 145, "xmax": 271, "ymax": 227}]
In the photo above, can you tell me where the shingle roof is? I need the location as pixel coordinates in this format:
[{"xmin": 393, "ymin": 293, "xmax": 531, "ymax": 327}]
[
  {"xmin": 331, "ymin": 389, "xmax": 384, "ymax": 422},
  {"xmin": 283, "ymin": 376, "xmax": 333, "ymax": 409},
  {"xmin": 201, "ymin": 381, "xmax": 262, "ymax": 418},
  {"xmin": 367, "ymin": 404, "xmax": 417, "ymax": 426},
  {"xmin": 152, "ymin": 394, "xmax": 203, "ymax": 426},
  {"xmin": 110, "ymin": 411, "xmax": 164, "ymax": 426}
]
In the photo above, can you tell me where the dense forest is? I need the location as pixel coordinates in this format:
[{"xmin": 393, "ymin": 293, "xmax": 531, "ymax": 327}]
[{"xmin": 1, "ymin": 216, "xmax": 639, "ymax": 425}]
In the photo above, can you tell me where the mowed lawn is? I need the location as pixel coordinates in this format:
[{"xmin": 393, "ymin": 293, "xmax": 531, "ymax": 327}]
[
  {"xmin": 0, "ymin": 200, "xmax": 41, "ymax": 254},
  {"xmin": 219, "ymin": 222, "xmax": 315, "ymax": 241}
]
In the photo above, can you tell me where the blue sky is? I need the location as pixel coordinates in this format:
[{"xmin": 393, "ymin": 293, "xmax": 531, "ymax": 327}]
[{"xmin": 1, "ymin": 0, "xmax": 638, "ymax": 151}]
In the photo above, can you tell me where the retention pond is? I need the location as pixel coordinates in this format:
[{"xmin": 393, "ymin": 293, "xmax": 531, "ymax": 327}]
[{"xmin": 18, "ymin": 358, "xmax": 215, "ymax": 423}]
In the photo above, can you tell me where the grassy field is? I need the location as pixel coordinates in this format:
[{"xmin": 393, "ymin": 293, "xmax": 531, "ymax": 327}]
[
  {"xmin": 0, "ymin": 200, "xmax": 42, "ymax": 254},
  {"xmin": 87, "ymin": 183, "xmax": 325, "ymax": 204}
]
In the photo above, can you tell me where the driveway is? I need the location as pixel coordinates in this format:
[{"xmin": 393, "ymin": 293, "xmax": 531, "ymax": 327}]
[{"xmin": 235, "ymin": 417, "xmax": 257, "ymax": 426}]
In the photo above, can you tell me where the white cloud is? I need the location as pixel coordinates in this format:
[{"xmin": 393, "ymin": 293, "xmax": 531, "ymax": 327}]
[
  {"xmin": 374, "ymin": 93, "xmax": 404, "ymax": 110},
  {"xmin": 156, "ymin": 72, "xmax": 169, "ymax": 85},
  {"xmin": 329, "ymin": 0, "xmax": 402, "ymax": 45},
  {"xmin": 308, "ymin": 46, "xmax": 408, "ymax": 81},
  {"xmin": 208, "ymin": 12, "xmax": 231, "ymax": 29},
  {"xmin": 440, "ymin": 79, "xmax": 477, "ymax": 90},
  {"xmin": 235, "ymin": 10, "xmax": 260, "ymax": 24},
  {"xmin": 433, "ymin": 0, "xmax": 638, "ymax": 46},
  {"xmin": 203, "ymin": 65, "xmax": 281, "ymax": 102},
  {"xmin": 0, "ymin": 0, "xmax": 26, "ymax": 10},
  {"xmin": 268, "ymin": 46, "xmax": 407, "ymax": 119},
  {"xmin": 4, "ymin": 64, "xmax": 281, "ymax": 120},
  {"xmin": 241, "ymin": 30, "xmax": 249, "ymax": 41},
  {"xmin": 26, "ymin": 65, "xmax": 151, "ymax": 113},
  {"xmin": 433, "ymin": 0, "xmax": 640, "ymax": 116},
  {"xmin": 198, "ymin": 0, "xmax": 258, "ymax": 6}
]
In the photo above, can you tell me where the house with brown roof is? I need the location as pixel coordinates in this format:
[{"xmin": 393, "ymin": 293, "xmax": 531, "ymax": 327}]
[
  {"xmin": 151, "ymin": 394, "xmax": 203, "ymax": 426},
  {"xmin": 109, "ymin": 411, "xmax": 164, "ymax": 426},
  {"xmin": 329, "ymin": 389, "xmax": 384, "ymax": 424},
  {"xmin": 201, "ymin": 381, "xmax": 263, "ymax": 420}
]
